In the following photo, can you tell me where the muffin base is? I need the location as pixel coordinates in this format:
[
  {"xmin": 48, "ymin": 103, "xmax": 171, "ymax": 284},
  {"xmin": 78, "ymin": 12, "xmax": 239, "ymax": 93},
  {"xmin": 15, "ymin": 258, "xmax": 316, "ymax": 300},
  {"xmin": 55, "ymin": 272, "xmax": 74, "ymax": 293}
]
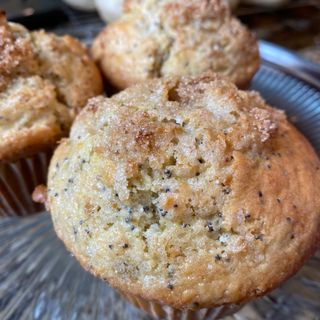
[
  {"xmin": 121, "ymin": 291, "xmax": 243, "ymax": 320},
  {"xmin": 0, "ymin": 150, "xmax": 52, "ymax": 217}
]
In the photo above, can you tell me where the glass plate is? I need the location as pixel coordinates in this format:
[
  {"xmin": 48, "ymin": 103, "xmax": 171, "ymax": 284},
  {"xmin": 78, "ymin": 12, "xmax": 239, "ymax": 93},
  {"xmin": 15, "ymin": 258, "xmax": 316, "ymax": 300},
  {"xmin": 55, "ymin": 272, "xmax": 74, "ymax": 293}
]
[{"xmin": 1, "ymin": 12, "xmax": 320, "ymax": 320}]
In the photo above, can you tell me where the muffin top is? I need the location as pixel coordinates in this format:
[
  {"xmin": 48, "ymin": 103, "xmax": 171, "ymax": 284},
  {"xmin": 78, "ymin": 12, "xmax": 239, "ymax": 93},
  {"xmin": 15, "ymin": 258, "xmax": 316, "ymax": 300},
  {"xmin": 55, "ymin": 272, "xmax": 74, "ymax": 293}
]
[
  {"xmin": 0, "ymin": 14, "xmax": 103, "ymax": 161},
  {"xmin": 46, "ymin": 74, "xmax": 320, "ymax": 309},
  {"xmin": 92, "ymin": 0, "xmax": 259, "ymax": 90}
]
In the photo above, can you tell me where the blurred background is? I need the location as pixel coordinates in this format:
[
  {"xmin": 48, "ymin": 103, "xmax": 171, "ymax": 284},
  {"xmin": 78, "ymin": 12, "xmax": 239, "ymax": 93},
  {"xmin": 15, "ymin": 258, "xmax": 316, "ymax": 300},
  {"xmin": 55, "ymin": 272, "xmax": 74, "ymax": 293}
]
[{"xmin": 0, "ymin": 0, "xmax": 319, "ymax": 64}]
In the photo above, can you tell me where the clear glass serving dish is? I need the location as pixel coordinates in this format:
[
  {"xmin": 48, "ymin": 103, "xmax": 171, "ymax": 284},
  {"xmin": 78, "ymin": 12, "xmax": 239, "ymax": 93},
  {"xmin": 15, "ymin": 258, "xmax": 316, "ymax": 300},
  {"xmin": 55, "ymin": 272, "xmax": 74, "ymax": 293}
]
[{"xmin": 0, "ymin": 10, "xmax": 320, "ymax": 320}]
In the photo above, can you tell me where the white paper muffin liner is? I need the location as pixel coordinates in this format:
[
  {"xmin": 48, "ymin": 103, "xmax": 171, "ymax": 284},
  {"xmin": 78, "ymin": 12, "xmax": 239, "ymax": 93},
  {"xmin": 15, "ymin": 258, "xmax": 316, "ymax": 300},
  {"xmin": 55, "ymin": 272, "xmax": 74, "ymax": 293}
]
[
  {"xmin": 0, "ymin": 150, "xmax": 52, "ymax": 217},
  {"xmin": 121, "ymin": 291, "xmax": 243, "ymax": 320}
]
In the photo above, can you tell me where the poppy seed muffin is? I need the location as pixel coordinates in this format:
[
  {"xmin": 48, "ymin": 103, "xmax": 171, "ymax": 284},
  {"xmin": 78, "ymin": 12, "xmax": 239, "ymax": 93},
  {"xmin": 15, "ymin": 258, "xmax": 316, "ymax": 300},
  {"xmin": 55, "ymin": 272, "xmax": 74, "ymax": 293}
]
[
  {"xmin": 0, "ymin": 14, "xmax": 103, "ymax": 216},
  {"xmin": 91, "ymin": 0, "xmax": 259, "ymax": 90},
  {"xmin": 0, "ymin": 14, "xmax": 103, "ymax": 161},
  {"xmin": 95, "ymin": 0, "xmax": 239, "ymax": 24},
  {"xmin": 44, "ymin": 74, "xmax": 320, "ymax": 314}
]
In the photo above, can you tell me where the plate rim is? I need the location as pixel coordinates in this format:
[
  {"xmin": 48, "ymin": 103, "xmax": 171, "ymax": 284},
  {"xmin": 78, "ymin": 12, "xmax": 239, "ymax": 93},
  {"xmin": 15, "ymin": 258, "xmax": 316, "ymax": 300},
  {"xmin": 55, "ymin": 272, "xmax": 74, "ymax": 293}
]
[{"xmin": 259, "ymin": 40, "xmax": 320, "ymax": 90}]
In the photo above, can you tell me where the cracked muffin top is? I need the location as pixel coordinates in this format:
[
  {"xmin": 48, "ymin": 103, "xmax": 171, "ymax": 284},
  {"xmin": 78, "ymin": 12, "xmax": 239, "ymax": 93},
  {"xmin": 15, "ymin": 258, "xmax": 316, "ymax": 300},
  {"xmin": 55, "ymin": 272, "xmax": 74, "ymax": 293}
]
[
  {"xmin": 91, "ymin": 0, "xmax": 259, "ymax": 90},
  {"xmin": 45, "ymin": 74, "xmax": 320, "ymax": 310},
  {"xmin": 0, "ymin": 14, "xmax": 103, "ymax": 161}
]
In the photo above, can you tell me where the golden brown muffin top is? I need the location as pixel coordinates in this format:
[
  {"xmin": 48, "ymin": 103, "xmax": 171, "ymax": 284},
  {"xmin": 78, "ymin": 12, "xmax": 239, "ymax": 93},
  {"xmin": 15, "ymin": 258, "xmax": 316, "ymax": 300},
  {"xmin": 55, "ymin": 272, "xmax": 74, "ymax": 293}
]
[
  {"xmin": 46, "ymin": 74, "xmax": 320, "ymax": 309},
  {"xmin": 92, "ymin": 0, "xmax": 259, "ymax": 90},
  {"xmin": 0, "ymin": 14, "xmax": 103, "ymax": 161}
]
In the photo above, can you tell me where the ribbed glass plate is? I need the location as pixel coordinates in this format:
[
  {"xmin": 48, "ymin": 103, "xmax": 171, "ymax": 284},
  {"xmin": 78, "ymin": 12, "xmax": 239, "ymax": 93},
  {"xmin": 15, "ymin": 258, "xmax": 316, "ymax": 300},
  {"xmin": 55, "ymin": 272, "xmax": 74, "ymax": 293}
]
[{"xmin": 1, "ymin": 12, "xmax": 320, "ymax": 320}]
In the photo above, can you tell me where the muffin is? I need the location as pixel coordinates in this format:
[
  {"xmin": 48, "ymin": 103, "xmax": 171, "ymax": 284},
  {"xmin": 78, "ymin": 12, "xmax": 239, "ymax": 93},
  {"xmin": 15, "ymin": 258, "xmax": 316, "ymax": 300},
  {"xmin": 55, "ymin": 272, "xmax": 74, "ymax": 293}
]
[
  {"xmin": 0, "ymin": 14, "xmax": 103, "ymax": 217},
  {"xmin": 94, "ymin": 0, "xmax": 239, "ymax": 24},
  {"xmin": 91, "ymin": 0, "xmax": 259, "ymax": 90},
  {"xmin": 38, "ymin": 74, "xmax": 320, "ymax": 319}
]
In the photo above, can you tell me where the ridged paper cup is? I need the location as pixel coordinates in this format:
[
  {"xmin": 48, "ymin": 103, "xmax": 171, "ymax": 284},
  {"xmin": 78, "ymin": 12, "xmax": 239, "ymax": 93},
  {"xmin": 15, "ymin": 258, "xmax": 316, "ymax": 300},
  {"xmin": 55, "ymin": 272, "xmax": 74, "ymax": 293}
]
[
  {"xmin": 0, "ymin": 150, "xmax": 52, "ymax": 217},
  {"xmin": 121, "ymin": 291, "xmax": 243, "ymax": 320}
]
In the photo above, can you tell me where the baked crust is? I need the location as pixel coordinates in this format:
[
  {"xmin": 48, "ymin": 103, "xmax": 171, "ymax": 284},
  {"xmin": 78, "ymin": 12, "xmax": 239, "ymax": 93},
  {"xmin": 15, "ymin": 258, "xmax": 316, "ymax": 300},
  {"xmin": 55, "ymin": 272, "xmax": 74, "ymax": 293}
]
[
  {"xmin": 0, "ymin": 14, "xmax": 103, "ymax": 161},
  {"xmin": 92, "ymin": 0, "xmax": 259, "ymax": 90},
  {"xmin": 46, "ymin": 74, "xmax": 320, "ymax": 309}
]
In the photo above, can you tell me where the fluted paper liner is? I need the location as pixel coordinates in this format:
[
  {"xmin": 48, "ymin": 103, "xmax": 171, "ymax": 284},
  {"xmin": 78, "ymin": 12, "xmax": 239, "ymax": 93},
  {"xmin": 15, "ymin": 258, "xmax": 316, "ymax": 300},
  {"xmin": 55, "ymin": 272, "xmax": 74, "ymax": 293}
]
[
  {"xmin": 0, "ymin": 151, "xmax": 52, "ymax": 217},
  {"xmin": 121, "ymin": 291, "xmax": 243, "ymax": 320}
]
